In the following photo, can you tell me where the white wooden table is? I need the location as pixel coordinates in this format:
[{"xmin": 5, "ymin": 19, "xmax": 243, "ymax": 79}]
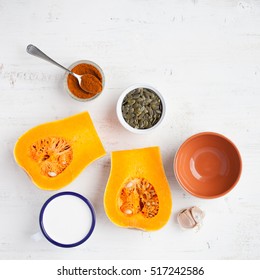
[{"xmin": 0, "ymin": 0, "xmax": 260, "ymax": 260}]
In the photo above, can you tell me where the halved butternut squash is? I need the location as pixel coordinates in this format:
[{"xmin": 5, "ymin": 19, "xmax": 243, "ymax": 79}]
[
  {"xmin": 104, "ymin": 147, "xmax": 172, "ymax": 231},
  {"xmin": 14, "ymin": 111, "xmax": 106, "ymax": 190}
]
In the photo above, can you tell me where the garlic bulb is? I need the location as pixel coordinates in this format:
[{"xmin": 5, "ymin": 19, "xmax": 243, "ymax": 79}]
[{"xmin": 177, "ymin": 206, "xmax": 205, "ymax": 230}]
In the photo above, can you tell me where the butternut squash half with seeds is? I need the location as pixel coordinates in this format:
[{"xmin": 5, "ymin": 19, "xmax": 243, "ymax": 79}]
[
  {"xmin": 104, "ymin": 147, "xmax": 172, "ymax": 231},
  {"xmin": 14, "ymin": 112, "xmax": 106, "ymax": 190}
]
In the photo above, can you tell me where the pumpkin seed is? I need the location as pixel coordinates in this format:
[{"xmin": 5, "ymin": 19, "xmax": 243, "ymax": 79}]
[
  {"xmin": 138, "ymin": 112, "xmax": 145, "ymax": 119},
  {"xmin": 121, "ymin": 87, "xmax": 163, "ymax": 130},
  {"xmin": 152, "ymin": 118, "xmax": 157, "ymax": 125},
  {"xmin": 139, "ymin": 120, "xmax": 144, "ymax": 128},
  {"xmin": 151, "ymin": 100, "xmax": 159, "ymax": 106},
  {"xmin": 128, "ymin": 99, "xmax": 135, "ymax": 105},
  {"xmin": 143, "ymin": 92, "xmax": 149, "ymax": 98},
  {"xmin": 151, "ymin": 104, "xmax": 159, "ymax": 110},
  {"xmin": 136, "ymin": 109, "xmax": 142, "ymax": 116}
]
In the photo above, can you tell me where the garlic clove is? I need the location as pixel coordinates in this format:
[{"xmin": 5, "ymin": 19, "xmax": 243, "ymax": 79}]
[
  {"xmin": 177, "ymin": 209, "xmax": 197, "ymax": 229},
  {"xmin": 177, "ymin": 206, "xmax": 205, "ymax": 230},
  {"xmin": 190, "ymin": 206, "xmax": 205, "ymax": 224}
]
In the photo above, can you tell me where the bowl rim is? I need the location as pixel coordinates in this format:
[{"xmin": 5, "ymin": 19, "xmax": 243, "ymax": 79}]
[
  {"xmin": 174, "ymin": 131, "xmax": 242, "ymax": 199},
  {"xmin": 64, "ymin": 59, "xmax": 105, "ymax": 102},
  {"xmin": 116, "ymin": 83, "xmax": 166, "ymax": 134}
]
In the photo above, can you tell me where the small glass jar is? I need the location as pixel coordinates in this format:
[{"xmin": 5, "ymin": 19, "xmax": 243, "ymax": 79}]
[{"xmin": 64, "ymin": 60, "xmax": 105, "ymax": 102}]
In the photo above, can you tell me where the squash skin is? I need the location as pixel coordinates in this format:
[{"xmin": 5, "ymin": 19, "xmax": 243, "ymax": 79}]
[
  {"xmin": 14, "ymin": 112, "xmax": 106, "ymax": 190},
  {"xmin": 104, "ymin": 147, "xmax": 172, "ymax": 231}
]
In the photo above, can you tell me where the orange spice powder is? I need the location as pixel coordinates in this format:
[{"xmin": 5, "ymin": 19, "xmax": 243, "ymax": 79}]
[
  {"xmin": 67, "ymin": 63, "xmax": 103, "ymax": 99},
  {"xmin": 80, "ymin": 74, "xmax": 102, "ymax": 94}
]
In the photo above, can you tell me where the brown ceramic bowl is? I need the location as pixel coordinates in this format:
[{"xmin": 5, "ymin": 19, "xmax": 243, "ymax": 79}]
[{"xmin": 174, "ymin": 132, "xmax": 242, "ymax": 199}]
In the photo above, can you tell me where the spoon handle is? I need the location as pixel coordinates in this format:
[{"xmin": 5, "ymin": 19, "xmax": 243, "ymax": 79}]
[{"xmin": 26, "ymin": 44, "xmax": 74, "ymax": 75}]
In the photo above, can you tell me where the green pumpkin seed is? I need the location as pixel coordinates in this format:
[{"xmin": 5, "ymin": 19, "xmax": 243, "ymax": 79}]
[
  {"xmin": 151, "ymin": 104, "xmax": 156, "ymax": 110},
  {"xmin": 152, "ymin": 118, "xmax": 157, "ymax": 125},
  {"xmin": 148, "ymin": 106, "xmax": 152, "ymax": 111},
  {"xmin": 143, "ymin": 120, "xmax": 148, "ymax": 127},
  {"xmin": 128, "ymin": 99, "xmax": 135, "ymax": 105},
  {"xmin": 138, "ymin": 112, "xmax": 145, "ymax": 119},
  {"xmin": 136, "ymin": 110, "xmax": 142, "ymax": 116},
  {"xmin": 139, "ymin": 120, "xmax": 144, "ymax": 128},
  {"xmin": 151, "ymin": 100, "xmax": 158, "ymax": 105},
  {"xmin": 122, "ymin": 87, "xmax": 163, "ymax": 129}
]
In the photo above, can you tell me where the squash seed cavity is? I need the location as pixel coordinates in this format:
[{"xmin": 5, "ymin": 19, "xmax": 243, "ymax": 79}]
[
  {"xmin": 119, "ymin": 178, "xmax": 159, "ymax": 218},
  {"xmin": 30, "ymin": 137, "xmax": 73, "ymax": 177}
]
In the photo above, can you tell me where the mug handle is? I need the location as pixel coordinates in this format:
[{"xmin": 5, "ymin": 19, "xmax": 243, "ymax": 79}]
[{"xmin": 31, "ymin": 231, "xmax": 44, "ymax": 242}]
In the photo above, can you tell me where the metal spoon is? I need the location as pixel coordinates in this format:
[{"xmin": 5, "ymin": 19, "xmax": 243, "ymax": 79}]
[{"xmin": 26, "ymin": 44, "xmax": 101, "ymax": 94}]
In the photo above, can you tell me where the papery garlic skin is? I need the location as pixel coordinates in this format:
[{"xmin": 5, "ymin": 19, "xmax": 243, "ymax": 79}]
[
  {"xmin": 177, "ymin": 206, "xmax": 205, "ymax": 230},
  {"xmin": 191, "ymin": 206, "xmax": 205, "ymax": 223}
]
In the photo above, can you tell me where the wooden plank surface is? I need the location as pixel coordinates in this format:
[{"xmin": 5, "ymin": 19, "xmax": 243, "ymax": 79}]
[{"xmin": 0, "ymin": 0, "xmax": 260, "ymax": 259}]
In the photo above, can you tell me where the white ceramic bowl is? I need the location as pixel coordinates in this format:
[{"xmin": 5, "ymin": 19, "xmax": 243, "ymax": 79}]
[
  {"xmin": 64, "ymin": 60, "xmax": 105, "ymax": 102},
  {"xmin": 116, "ymin": 84, "xmax": 166, "ymax": 134}
]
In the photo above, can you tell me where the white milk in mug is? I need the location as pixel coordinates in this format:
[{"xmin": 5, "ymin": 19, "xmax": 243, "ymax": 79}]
[{"xmin": 39, "ymin": 192, "xmax": 96, "ymax": 247}]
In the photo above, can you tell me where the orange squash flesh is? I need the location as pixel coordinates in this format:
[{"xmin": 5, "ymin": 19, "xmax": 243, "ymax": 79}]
[
  {"xmin": 14, "ymin": 112, "xmax": 106, "ymax": 190},
  {"xmin": 104, "ymin": 147, "xmax": 172, "ymax": 231}
]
